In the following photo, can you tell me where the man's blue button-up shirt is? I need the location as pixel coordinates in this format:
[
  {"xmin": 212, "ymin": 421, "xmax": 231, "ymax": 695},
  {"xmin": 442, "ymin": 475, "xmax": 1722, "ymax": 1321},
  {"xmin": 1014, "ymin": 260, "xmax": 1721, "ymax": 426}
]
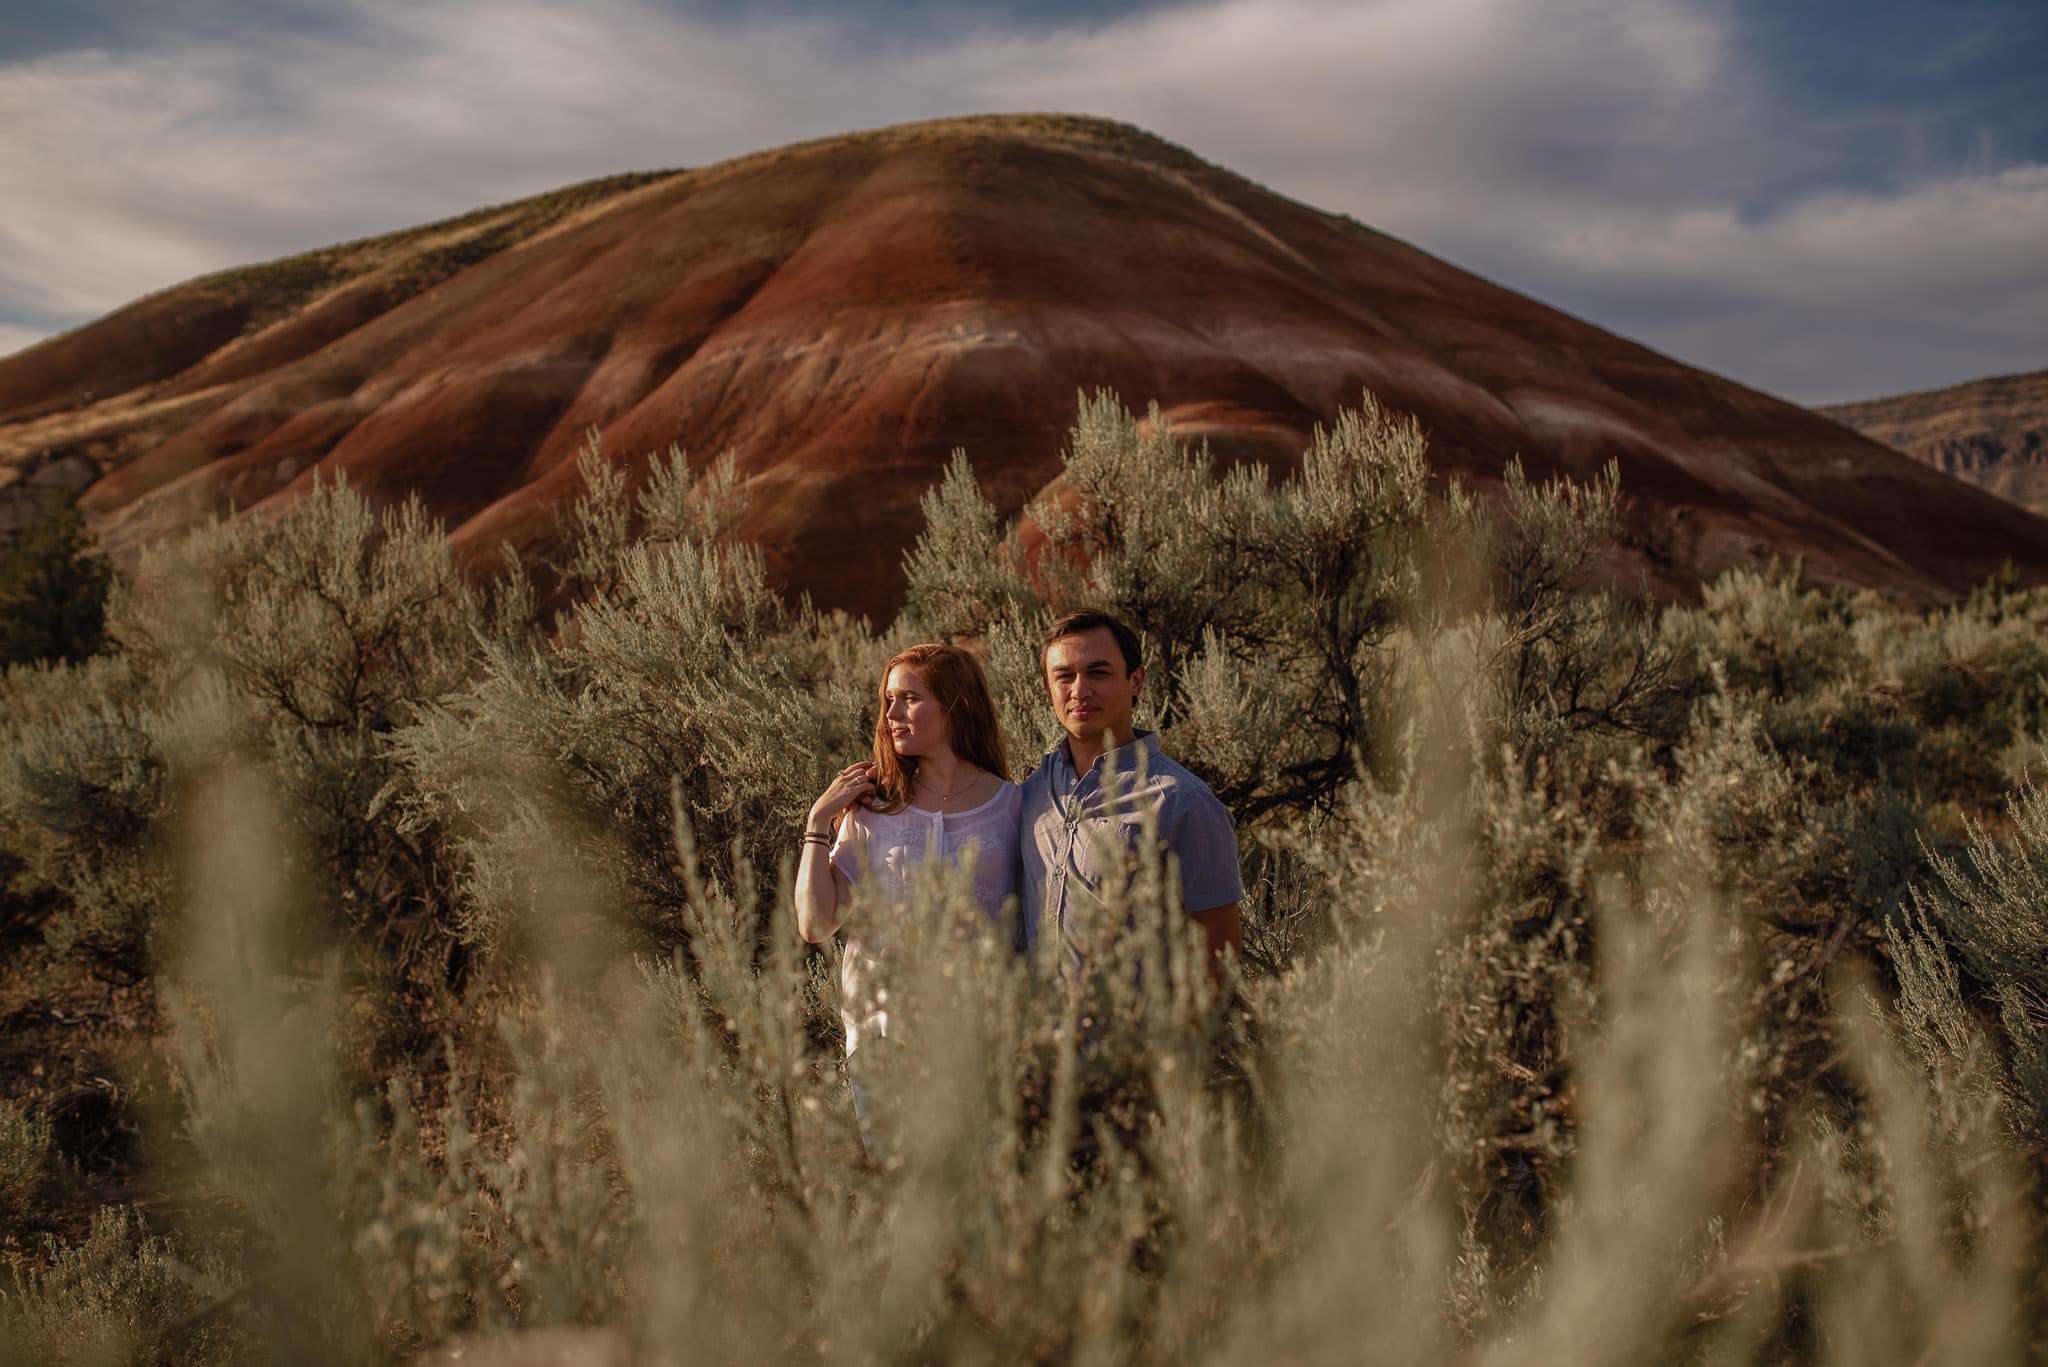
[{"xmin": 1018, "ymin": 729, "xmax": 1242, "ymax": 959}]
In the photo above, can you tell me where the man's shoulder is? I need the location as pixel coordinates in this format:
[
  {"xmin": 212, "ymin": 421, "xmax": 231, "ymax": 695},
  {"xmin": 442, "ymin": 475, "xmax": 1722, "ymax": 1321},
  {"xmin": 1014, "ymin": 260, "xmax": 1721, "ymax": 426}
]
[
  {"xmin": 1143, "ymin": 744, "xmax": 1212, "ymax": 796},
  {"xmin": 1018, "ymin": 748, "xmax": 1061, "ymax": 796},
  {"xmin": 1147, "ymin": 747, "xmax": 1234, "ymax": 825}
]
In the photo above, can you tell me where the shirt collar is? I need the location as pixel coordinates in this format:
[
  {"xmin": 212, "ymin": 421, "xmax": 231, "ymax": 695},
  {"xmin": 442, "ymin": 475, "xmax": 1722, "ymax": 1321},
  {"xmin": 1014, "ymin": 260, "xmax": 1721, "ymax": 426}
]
[{"xmin": 1053, "ymin": 728, "xmax": 1162, "ymax": 780}]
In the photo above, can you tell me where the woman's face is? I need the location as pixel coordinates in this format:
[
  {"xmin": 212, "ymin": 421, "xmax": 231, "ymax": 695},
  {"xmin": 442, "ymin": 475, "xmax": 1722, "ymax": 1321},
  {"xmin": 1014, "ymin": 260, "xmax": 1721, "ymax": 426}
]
[{"xmin": 883, "ymin": 665, "xmax": 949, "ymax": 757}]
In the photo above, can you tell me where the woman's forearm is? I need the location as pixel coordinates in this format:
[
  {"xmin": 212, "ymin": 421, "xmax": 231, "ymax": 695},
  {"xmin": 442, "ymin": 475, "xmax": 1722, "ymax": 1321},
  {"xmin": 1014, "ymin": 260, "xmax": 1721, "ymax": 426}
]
[
  {"xmin": 796, "ymin": 763, "xmax": 871, "ymax": 942},
  {"xmin": 794, "ymin": 820, "xmax": 843, "ymax": 942}
]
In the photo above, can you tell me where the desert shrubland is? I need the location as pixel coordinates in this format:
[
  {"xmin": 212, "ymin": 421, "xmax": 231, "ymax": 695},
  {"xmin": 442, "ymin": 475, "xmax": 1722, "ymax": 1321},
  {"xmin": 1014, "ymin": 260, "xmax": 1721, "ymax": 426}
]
[{"xmin": 1, "ymin": 392, "xmax": 2045, "ymax": 1363}]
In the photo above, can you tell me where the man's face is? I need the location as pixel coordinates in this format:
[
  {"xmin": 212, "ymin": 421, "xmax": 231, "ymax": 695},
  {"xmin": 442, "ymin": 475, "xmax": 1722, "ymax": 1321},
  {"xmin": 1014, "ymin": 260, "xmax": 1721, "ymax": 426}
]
[{"xmin": 1043, "ymin": 627, "xmax": 1143, "ymax": 743}]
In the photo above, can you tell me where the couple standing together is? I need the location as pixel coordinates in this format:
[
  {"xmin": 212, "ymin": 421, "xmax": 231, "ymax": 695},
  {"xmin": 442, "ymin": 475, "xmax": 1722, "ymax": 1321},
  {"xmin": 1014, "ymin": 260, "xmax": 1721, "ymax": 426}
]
[{"xmin": 792, "ymin": 610, "xmax": 1244, "ymax": 1150}]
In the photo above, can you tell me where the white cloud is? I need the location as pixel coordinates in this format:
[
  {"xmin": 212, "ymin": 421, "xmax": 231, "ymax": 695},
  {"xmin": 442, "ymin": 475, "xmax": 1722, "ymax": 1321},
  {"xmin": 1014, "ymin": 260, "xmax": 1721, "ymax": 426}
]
[
  {"xmin": 1479, "ymin": 164, "xmax": 2048, "ymax": 399},
  {"xmin": 1512, "ymin": 164, "xmax": 2048, "ymax": 292},
  {"xmin": 0, "ymin": 0, "xmax": 2040, "ymax": 402},
  {"xmin": 963, "ymin": 0, "xmax": 1739, "ymax": 180},
  {"xmin": 0, "ymin": 1, "xmax": 892, "ymax": 319}
]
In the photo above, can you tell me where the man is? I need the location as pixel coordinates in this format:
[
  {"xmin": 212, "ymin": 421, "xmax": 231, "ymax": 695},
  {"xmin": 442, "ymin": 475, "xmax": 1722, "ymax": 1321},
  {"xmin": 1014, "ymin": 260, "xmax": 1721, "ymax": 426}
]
[{"xmin": 1019, "ymin": 609, "xmax": 1243, "ymax": 988}]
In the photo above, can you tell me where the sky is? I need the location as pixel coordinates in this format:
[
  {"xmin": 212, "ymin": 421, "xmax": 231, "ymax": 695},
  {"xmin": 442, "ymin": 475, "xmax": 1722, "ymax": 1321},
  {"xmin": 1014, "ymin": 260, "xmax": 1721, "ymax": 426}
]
[{"xmin": 1, "ymin": 0, "xmax": 2043, "ymax": 405}]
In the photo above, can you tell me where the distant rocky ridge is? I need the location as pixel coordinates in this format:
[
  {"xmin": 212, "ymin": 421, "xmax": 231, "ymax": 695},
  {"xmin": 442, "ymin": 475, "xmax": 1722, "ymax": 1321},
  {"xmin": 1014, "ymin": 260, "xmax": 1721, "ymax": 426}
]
[
  {"xmin": 1820, "ymin": 368, "xmax": 2048, "ymax": 517},
  {"xmin": 5, "ymin": 113, "xmax": 2048, "ymax": 618}
]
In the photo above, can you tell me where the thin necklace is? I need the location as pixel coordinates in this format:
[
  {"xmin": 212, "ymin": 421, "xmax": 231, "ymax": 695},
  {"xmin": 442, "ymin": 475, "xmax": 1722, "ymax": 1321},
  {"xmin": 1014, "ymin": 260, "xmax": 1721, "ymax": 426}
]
[{"xmin": 918, "ymin": 766, "xmax": 978, "ymax": 803}]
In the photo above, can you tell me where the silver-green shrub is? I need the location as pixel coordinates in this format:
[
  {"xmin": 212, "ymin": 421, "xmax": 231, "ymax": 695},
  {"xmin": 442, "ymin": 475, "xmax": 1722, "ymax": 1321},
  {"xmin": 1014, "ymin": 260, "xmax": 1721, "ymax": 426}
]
[
  {"xmin": 900, "ymin": 391, "xmax": 1438, "ymax": 825},
  {"xmin": 386, "ymin": 440, "xmax": 882, "ymax": 951},
  {"xmin": 0, "ymin": 1205, "xmax": 238, "ymax": 1366},
  {"xmin": 0, "ymin": 1099, "xmax": 51, "ymax": 1235},
  {"xmin": 0, "ymin": 476, "xmax": 485, "ymax": 991}
]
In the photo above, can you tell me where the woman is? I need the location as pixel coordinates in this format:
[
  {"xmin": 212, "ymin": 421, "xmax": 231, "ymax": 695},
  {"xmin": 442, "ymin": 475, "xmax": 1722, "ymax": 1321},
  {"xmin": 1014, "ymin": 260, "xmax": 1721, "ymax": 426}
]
[{"xmin": 795, "ymin": 643, "xmax": 1022, "ymax": 1157}]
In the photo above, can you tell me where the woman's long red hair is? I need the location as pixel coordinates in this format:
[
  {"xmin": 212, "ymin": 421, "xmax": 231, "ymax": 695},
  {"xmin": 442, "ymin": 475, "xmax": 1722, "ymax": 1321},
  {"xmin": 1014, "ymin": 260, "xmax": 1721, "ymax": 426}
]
[{"xmin": 868, "ymin": 644, "xmax": 1009, "ymax": 813}]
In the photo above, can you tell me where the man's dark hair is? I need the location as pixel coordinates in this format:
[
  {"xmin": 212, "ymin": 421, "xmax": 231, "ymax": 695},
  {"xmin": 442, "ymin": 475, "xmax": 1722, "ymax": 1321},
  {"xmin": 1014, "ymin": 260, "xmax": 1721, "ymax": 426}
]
[{"xmin": 1041, "ymin": 609, "xmax": 1142, "ymax": 674}]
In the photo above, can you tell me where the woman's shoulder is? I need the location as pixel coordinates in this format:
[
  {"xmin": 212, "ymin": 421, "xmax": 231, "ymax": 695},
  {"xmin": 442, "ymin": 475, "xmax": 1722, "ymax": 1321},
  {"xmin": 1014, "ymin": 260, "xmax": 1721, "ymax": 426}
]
[
  {"xmin": 836, "ymin": 804, "xmax": 891, "ymax": 844},
  {"xmin": 843, "ymin": 802, "xmax": 906, "ymax": 832},
  {"xmin": 972, "ymin": 778, "xmax": 1023, "ymax": 820},
  {"xmin": 971, "ymin": 773, "xmax": 1022, "ymax": 808}
]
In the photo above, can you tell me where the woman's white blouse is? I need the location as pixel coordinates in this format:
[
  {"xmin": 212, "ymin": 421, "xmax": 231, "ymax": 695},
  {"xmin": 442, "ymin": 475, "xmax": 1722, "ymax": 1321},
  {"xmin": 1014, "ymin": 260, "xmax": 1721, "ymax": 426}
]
[{"xmin": 828, "ymin": 783, "xmax": 1022, "ymax": 1055}]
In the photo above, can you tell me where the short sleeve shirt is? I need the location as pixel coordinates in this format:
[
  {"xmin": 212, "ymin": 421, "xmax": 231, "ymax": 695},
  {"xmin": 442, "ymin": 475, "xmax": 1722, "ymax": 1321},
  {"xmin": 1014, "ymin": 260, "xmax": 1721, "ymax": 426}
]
[
  {"xmin": 1018, "ymin": 731, "xmax": 1241, "ymax": 968},
  {"xmin": 828, "ymin": 782, "xmax": 1022, "ymax": 1054}
]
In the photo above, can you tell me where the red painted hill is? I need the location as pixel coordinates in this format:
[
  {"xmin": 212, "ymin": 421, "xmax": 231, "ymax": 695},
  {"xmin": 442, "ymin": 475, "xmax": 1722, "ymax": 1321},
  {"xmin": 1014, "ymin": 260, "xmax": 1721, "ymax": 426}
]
[{"xmin": 5, "ymin": 113, "xmax": 2047, "ymax": 619}]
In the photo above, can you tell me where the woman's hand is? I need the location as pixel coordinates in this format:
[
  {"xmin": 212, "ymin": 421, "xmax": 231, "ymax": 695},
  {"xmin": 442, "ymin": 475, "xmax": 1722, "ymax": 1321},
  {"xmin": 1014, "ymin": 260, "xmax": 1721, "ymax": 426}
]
[{"xmin": 808, "ymin": 761, "xmax": 876, "ymax": 834}]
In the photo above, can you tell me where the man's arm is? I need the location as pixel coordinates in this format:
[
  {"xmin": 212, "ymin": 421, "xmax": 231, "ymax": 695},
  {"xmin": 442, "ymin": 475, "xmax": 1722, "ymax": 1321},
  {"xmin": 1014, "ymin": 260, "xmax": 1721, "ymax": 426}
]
[
  {"xmin": 1189, "ymin": 901, "xmax": 1241, "ymax": 989},
  {"xmin": 1167, "ymin": 774, "xmax": 1243, "ymax": 992}
]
